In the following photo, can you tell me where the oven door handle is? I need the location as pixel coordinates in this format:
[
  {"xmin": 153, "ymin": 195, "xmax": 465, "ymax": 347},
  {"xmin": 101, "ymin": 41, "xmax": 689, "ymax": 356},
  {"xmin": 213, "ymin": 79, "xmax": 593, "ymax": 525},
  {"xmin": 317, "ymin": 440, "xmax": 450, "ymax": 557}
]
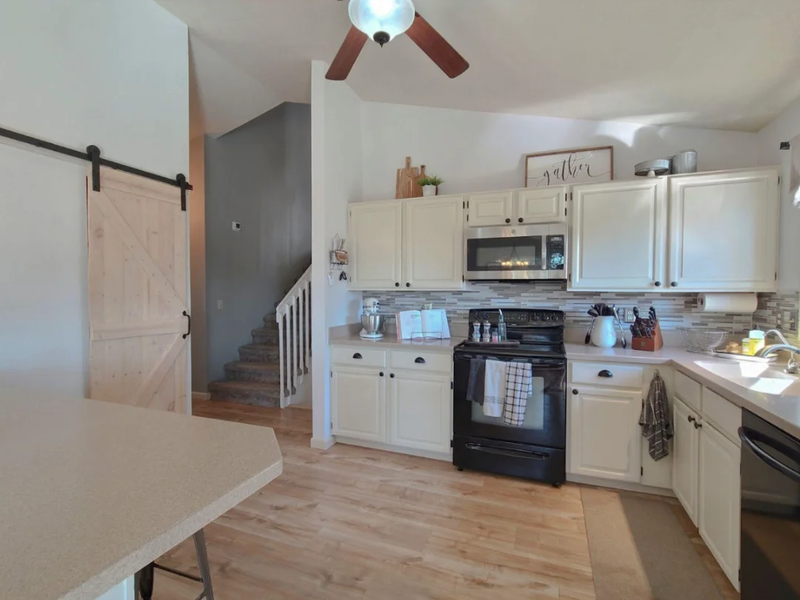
[
  {"xmin": 739, "ymin": 427, "xmax": 800, "ymax": 484},
  {"xmin": 465, "ymin": 443, "xmax": 549, "ymax": 460}
]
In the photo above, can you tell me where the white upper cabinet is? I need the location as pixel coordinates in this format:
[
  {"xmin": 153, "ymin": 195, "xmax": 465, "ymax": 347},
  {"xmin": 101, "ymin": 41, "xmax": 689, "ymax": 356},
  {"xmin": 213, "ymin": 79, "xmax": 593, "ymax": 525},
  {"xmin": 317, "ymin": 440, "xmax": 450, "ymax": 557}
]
[
  {"xmin": 570, "ymin": 179, "xmax": 667, "ymax": 291},
  {"xmin": 668, "ymin": 168, "xmax": 779, "ymax": 292},
  {"xmin": 349, "ymin": 201, "xmax": 403, "ymax": 291},
  {"xmin": 515, "ymin": 186, "xmax": 568, "ymax": 224},
  {"xmin": 467, "ymin": 191, "xmax": 514, "ymax": 226},
  {"xmin": 403, "ymin": 197, "xmax": 464, "ymax": 290}
]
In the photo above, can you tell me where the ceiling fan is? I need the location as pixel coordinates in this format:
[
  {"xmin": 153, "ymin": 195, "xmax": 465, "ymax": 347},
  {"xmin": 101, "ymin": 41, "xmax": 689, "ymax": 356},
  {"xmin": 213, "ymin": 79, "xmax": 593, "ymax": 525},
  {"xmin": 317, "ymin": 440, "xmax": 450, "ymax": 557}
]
[{"xmin": 326, "ymin": 0, "xmax": 469, "ymax": 81}]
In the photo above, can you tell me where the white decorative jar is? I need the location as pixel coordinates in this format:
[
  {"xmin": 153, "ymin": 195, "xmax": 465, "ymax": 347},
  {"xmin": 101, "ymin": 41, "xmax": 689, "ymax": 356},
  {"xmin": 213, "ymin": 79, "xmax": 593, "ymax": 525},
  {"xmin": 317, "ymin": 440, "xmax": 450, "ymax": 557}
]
[
  {"xmin": 591, "ymin": 316, "xmax": 618, "ymax": 348},
  {"xmin": 422, "ymin": 185, "xmax": 437, "ymax": 197}
]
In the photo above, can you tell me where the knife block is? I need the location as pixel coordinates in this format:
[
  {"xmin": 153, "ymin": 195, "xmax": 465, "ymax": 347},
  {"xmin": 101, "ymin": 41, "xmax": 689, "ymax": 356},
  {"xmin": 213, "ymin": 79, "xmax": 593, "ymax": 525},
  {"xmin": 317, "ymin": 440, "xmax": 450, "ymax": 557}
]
[{"xmin": 631, "ymin": 322, "xmax": 663, "ymax": 352}]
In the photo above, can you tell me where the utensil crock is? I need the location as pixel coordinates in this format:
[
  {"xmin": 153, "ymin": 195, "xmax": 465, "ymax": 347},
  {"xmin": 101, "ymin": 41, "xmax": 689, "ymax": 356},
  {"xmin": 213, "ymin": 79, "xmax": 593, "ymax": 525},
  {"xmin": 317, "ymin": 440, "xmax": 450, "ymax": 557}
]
[{"xmin": 591, "ymin": 316, "xmax": 618, "ymax": 348}]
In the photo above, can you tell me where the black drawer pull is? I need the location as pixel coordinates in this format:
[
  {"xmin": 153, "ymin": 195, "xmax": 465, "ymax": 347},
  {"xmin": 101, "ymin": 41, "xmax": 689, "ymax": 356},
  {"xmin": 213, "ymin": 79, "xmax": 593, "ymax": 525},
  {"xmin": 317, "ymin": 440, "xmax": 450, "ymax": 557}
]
[
  {"xmin": 598, "ymin": 370, "xmax": 613, "ymax": 378},
  {"xmin": 505, "ymin": 218, "xmax": 511, "ymax": 224},
  {"xmin": 353, "ymin": 353, "xmax": 362, "ymax": 359},
  {"xmin": 380, "ymin": 372, "xmax": 384, "ymax": 377},
  {"xmin": 415, "ymin": 357, "xmax": 426, "ymax": 364},
  {"xmin": 572, "ymin": 389, "xmax": 579, "ymax": 395}
]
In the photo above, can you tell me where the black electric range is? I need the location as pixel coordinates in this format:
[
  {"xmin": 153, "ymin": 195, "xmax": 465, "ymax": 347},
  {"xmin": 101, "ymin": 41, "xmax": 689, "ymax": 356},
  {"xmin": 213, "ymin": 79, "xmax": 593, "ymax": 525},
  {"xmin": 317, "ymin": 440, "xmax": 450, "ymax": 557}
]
[{"xmin": 452, "ymin": 309, "xmax": 567, "ymax": 486}]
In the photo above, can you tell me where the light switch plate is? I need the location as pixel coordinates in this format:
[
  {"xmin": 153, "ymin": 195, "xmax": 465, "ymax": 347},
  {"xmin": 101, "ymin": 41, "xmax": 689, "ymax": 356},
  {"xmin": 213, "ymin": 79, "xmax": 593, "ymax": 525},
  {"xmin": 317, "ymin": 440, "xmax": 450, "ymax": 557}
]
[
  {"xmin": 232, "ymin": 221, "xmax": 242, "ymax": 231},
  {"xmin": 217, "ymin": 300, "xmax": 224, "ymax": 310}
]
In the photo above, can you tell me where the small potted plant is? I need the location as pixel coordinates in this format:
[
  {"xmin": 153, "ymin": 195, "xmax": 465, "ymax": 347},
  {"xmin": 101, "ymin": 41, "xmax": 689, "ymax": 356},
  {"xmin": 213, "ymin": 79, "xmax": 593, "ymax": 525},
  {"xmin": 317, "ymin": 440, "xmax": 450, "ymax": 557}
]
[{"xmin": 418, "ymin": 175, "xmax": 444, "ymax": 197}]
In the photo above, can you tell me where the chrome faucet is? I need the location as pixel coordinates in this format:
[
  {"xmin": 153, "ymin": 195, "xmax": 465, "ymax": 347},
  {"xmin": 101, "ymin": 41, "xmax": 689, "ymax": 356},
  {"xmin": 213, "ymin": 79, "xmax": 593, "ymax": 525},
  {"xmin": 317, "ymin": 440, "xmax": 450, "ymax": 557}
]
[
  {"xmin": 763, "ymin": 329, "xmax": 791, "ymax": 345},
  {"xmin": 756, "ymin": 338, "xmax": 800, "ymax": 374}
]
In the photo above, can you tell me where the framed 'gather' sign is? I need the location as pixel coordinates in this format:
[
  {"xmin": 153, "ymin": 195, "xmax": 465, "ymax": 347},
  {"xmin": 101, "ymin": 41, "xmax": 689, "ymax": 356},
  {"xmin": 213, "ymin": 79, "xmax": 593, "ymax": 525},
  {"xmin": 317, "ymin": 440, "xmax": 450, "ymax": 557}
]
[{"xmin": 525, "ymin": 146, "xmax": 614, "ymax": 188}]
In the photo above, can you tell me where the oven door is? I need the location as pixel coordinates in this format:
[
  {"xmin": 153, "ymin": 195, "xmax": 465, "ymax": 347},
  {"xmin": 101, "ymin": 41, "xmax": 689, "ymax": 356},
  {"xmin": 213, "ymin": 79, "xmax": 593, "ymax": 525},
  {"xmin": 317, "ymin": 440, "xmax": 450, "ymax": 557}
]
[
  {"xmin": 453, "ymin": 353, "xmax": 566, "ymax": 448},
  {"xmin": 465, "ymin": 224, "xmax": 567, "ymax": 281}
]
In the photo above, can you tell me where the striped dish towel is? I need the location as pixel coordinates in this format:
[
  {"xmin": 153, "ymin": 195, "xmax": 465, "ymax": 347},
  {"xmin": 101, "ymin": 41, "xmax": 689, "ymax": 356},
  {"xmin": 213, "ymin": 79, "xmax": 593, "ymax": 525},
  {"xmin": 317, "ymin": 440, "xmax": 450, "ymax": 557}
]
[{"xmin": 503, "ymin": 363, "xmax": 533, "ymax": 426}]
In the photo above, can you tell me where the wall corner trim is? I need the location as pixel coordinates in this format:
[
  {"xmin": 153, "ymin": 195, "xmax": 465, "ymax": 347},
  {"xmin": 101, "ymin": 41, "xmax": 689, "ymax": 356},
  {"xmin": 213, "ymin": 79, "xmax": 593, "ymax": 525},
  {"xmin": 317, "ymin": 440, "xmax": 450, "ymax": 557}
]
[{"xmin": 310, "ymin": 436, "xmax": 336, "ymax": 451}]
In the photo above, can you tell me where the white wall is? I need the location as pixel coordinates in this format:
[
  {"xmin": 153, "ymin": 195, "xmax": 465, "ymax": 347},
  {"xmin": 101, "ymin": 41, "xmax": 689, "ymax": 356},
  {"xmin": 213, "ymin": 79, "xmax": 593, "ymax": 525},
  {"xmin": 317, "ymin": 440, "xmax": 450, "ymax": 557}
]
[
  {"xmin": 0, "ymin": 0, "xmax": 189, "ymax": 396},
  {"xmin": 758, "ymin": 96, "xmax": 800, "ymax": 291},
  {"xmin": 361, "ymin": 103, "xmax": 760, "ymax": 201},
  {"xmin": 310, "ymin": 61, "xmax": 362, "ymax": 448}
]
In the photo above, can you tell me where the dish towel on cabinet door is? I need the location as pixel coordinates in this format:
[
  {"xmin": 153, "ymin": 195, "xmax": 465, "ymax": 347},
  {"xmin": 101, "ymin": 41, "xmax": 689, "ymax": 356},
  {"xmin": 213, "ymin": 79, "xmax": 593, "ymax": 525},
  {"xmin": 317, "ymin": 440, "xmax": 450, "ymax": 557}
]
[
  {"xmin": 503, "ymin": 363, "xmax": 533, "ymax": 427},
  {"xmin": 483, "ymin": 360, "xmax": 507, "ymax": 417},
  {"xmin": 639, "ymin": 370, "xmax": 673, "ymax": 461}
]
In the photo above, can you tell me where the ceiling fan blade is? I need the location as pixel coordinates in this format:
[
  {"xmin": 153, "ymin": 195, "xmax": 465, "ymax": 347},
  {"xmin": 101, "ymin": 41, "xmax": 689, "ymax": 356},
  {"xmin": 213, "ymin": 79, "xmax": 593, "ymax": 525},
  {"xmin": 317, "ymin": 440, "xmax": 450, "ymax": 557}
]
[
  {"xmin": 326, "ymin": 26, "xmax": 369, "ymax": 80},
  {"xmin": 405, "ymin": 12, "xmax": 469, "ymax": 79}
]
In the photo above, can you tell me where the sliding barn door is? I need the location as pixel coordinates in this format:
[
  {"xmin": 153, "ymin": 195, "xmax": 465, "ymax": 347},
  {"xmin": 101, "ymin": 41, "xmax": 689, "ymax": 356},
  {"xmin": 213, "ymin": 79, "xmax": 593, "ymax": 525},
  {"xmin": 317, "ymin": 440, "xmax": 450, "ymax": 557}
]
[{"xmin": 87, "ymin": 167, "xmax": 189, "ymax": 413}]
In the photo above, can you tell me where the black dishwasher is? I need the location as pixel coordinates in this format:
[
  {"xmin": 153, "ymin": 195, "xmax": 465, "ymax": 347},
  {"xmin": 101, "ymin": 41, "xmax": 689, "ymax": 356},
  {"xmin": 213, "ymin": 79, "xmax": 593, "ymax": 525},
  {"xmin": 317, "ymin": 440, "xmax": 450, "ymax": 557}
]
[{"xmin": 739, "ymin": 410, "xmax": 800, "ymax": 599}]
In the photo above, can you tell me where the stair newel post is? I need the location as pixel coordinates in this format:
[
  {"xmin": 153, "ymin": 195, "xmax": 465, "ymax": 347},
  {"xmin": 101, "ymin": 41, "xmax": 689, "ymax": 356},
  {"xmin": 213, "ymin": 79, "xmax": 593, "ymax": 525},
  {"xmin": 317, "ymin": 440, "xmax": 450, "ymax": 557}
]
[{"xmin": 277, "ymin": 311, "xmax": 286, "ymax": 407}]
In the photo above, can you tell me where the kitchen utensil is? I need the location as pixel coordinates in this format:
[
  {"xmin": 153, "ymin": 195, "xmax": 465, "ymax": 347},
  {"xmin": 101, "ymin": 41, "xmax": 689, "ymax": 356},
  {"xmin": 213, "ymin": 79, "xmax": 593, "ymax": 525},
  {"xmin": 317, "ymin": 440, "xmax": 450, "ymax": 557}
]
[
  {"xmin": 360, "ymin": 313, "xmax": 385, "ymax": 339},
  {"xmin": 585, "ymin": 317, "xmax": 596, "ymax": 345},
  {"xmin": 671, "ymin": 150, "xmax": 698, "ymax": 174},
  {"xmin": 396, "ymin": 156, "xmax": 421, "ymax": 199},
  {"xmin": 635, "ymin": 159, "xmax": 671, "ymax": 177},
  {"xmin": 615, "ymin": 314, "xmax": 627, "ymax": 349},
  {"xmin": 678, "ymin": 328, "xmax": 728, "ymax": 353}
]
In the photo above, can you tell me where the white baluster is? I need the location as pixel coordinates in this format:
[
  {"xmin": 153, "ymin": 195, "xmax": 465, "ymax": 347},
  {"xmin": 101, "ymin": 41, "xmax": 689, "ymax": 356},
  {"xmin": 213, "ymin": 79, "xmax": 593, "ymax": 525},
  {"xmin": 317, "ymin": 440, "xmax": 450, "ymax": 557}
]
[
  {"xmin": 298, "ymin": 291, "xmax": 305, "ymax": 382},
  {"xmin": 293, "ymin": 296, "xmax": 300, "ymax": 383},
  {"xmin": 277, "ymin": 311, "xmax": 285, "ymax": 407},
  {"xmin": 287, "ymin": 305, "xmax": 295, "ymax": 397},
  {"xmin": 304, "ymin": 282, "xmax": 311, "ymax": 373}
]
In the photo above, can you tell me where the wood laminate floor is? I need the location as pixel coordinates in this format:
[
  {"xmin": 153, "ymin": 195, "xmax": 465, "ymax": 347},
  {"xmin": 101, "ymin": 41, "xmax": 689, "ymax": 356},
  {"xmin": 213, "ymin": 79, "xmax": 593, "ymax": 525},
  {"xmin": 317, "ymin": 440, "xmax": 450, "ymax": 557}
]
[{"xmin": 153, "ymin": 400, "xmax": 735, "ymax": 600}]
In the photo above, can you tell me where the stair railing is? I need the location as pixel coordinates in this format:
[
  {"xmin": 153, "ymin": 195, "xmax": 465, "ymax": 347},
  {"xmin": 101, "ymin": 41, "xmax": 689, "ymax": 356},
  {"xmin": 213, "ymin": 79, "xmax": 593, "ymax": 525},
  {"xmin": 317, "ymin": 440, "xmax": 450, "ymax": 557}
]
[{"xmin": 275, "ymin": 266, "xmax": 311, "ymax": 407}]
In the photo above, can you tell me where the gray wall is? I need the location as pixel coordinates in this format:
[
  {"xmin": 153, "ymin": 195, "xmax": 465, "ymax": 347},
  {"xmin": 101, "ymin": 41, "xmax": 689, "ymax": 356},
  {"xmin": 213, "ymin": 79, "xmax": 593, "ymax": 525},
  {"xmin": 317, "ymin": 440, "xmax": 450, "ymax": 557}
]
[{"xmin": 205, "ymin": 102, "xmax": 311, "ymax": 384}]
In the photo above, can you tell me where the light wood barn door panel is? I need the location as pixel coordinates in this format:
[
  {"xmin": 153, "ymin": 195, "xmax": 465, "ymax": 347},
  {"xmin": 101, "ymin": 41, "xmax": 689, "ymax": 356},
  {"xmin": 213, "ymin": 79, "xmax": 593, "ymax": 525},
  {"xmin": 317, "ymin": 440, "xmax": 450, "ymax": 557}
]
[{"xmin": 88, "ymin": 167, "xmax": 189, "ymax": 413}]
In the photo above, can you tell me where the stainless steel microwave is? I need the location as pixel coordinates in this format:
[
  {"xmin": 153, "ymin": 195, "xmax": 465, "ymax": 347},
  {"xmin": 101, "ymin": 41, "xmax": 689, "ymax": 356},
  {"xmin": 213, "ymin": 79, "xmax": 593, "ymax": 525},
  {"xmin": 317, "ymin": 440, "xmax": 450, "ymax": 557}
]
[{"xmin": 465, "ymin": 224, "xmax": 568, "ymax": 281}]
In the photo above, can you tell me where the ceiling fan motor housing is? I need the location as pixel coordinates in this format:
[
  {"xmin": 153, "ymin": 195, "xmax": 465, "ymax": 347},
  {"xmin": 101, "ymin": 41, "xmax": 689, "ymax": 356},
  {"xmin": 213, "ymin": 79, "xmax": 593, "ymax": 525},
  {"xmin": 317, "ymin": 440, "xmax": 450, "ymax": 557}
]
[{"xmin": 373, "ymin": 31, "xmax": 390, "ymax": 46}]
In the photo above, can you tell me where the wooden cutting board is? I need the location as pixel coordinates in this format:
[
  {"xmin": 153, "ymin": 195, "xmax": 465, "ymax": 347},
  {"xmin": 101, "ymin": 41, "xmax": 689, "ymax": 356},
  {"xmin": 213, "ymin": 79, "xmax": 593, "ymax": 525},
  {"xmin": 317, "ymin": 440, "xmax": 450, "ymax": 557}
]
[{"xmin": 396, "ymin": 156, "xmax": 421, "ymax": 199}]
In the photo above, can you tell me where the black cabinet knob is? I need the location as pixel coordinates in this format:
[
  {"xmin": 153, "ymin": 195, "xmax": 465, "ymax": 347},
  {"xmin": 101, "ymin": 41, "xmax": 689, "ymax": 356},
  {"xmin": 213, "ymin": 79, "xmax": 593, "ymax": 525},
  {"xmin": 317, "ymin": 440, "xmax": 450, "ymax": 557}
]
[
  {"xmin": 655, "ymin": 281, "xmax": 662, "ymax": 287},
  {"xmin": 518, "ymin": 218, "xmax": 524, "ymax": 223},
  {"xmin": 395, "ymin": 282, "xmax": 400, "ymax": 287},
  {"xmin": 353, "ymin": 353, "xmax": 362, "ymax": 359},
  {"xmin": 694, "ymin": 421, "xmax": 702, "ymax": 429},
  {"xmin": 505, "ymin": 218, "xmax": 511, "ymax": 224},
  {"xmin": 406, "ymin": 283, "xmax": 411, "ymax": 288},
  {"xmin": 688, "ymin": 415, "xmax": 696, "ymax": 423},
  {"xmin": 390, "ymin": 373, "xmax": 395, "ymax": 378},
  {"xmin": 598, "ymin": 370, "xmax": 613, "ymax": 378},
  {"xmin": 572, "ymin": 389, "xmax": 579, "ymax": 395},
  {"xmin": 671, "ymin": 282, "xmax": 678, "ymax": 287},
  {"xmin": 379, "ymin": 372, "xmax": 384, "ymax": 377},
  {"xmin": 415, "ymin": 357, "xmax": 426, "ymax": 364}
]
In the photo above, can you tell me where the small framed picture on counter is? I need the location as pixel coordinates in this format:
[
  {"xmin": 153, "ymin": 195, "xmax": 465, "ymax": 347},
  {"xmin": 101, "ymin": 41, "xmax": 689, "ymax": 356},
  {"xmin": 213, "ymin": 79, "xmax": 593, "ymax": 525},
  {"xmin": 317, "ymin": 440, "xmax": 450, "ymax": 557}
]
[{"xmin": 525, "ymin": 145, "xmax": 614, "ymax": 188}]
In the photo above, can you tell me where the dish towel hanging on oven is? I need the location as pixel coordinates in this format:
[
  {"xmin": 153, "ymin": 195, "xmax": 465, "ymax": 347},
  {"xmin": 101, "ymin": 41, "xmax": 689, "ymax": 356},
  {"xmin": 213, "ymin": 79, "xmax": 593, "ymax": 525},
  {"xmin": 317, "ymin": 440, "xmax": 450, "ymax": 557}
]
[
  {"xmin": 483, "ymin": 360, "xmax": 507, "ymax": 417},
  {"xmin": 466, "ymin": 358, "xmax": 486, "ymax": 405},
  {"xmin": 503, "ymin": 363, "xmax": 533, "ymax": 427},
  {"xmin": 639, "ymin": 369, "xmax": 673, "ymax": 461}
]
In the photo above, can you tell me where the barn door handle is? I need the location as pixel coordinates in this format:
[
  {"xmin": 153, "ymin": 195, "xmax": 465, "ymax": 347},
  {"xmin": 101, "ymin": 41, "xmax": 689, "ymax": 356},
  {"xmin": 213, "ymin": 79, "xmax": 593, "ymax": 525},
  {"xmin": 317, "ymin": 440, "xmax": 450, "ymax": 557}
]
[{"xmin": 183, "ymin": 311, "xmax": 191, "ymax": 339}]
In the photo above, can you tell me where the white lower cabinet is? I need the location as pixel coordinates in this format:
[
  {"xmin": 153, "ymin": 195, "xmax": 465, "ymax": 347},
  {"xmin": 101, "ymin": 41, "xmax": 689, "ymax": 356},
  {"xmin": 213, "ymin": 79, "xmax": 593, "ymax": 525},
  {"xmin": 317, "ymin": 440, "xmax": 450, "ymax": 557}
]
[
  {"xmin": 331, "ymin": 367, "xmax": 386, "ymax": 442},
  {"xmin": 698, "ymin": 420, "xmax": 741, "ymax": 589},
  {"xmin": 390, "ymin": 371, "xmax": 451, "ymax": 453},
  {"xmin": 331, "ymin": 345, "xmax": 452, "ymax": 457},
  {"xmin": 672, "ymin": 398, "xmax": 700, "ymax": 524},
  {"xmin": 569, "ymin": 386, "xmax": 642, "ymax": 482}
]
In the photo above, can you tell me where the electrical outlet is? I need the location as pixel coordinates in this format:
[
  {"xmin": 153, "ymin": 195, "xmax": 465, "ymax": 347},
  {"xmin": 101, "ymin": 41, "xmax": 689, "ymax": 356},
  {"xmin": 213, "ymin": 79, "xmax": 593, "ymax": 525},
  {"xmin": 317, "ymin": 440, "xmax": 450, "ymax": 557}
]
[
  {"xmin": 622, "ymin": 308, "xmax": 636, "ymax": 323},
  {"xmin": 232, "ymin": 221, "xmax": 242, "ymax": 231},
  {"xmin": 217, "ymin": 300, "xmax": 224, "ymax": 310}
]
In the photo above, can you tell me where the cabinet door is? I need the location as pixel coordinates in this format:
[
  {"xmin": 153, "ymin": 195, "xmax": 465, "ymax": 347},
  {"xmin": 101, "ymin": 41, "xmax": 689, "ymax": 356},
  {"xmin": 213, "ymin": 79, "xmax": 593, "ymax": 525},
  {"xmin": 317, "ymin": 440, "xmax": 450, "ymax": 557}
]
[
  {"xmin": 672, "ymin": 398, "xmax": 700, "ymax": 525},
  {"xmin": 331, "ymin": 367, "xmax": 386, "ymax": 442},
  {"xmin": 668, "ymin": 168, "xmax": 779, "ymax": 292},
  {"xmin": 467, "ymin": 191, "xmax": 513, "ymax": 226},
  {"xmin": 515, "ymin": 186, "xmax": 568, "ymax": 224},
  {"xmin": 570, "ymin": 179, "xmax": 667, "ymax": 291},
  {"xmin": 699, "ymin": 423, "xmax": 741, "ymax": 590},
  {"xmin": 349, "ymin": 201, "xmax": 403, "ymax": 291},
  {"xmin": 389, "ymin": 371, "xmax": 451, "ymax": 453},
  {"xmin": 403, "ymin": 196, "xmax": 464, "ymax": 290},
  {"xmin": 569, "ymin": 386, "xmax": 642, "ymax": 481}
]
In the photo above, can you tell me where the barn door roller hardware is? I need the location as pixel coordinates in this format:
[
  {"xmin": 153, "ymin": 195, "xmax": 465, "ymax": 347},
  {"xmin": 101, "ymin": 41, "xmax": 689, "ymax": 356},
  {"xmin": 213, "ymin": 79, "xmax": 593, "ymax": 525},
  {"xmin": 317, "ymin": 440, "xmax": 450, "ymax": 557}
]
[{"xmin": 0, "ymin": 125, "xmax": 193, "ymax": 210}]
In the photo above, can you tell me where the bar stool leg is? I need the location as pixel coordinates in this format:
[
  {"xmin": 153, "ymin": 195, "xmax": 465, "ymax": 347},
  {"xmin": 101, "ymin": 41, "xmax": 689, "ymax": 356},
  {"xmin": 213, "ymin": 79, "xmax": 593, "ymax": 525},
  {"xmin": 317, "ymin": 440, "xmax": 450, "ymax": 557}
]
[
  {"xmin": 192, "ymin": 528, "xmax": 215, "ymax": 600},
  {"xmin": 137, "ymin": 562, "xmax": 155, "ymax": 600}
]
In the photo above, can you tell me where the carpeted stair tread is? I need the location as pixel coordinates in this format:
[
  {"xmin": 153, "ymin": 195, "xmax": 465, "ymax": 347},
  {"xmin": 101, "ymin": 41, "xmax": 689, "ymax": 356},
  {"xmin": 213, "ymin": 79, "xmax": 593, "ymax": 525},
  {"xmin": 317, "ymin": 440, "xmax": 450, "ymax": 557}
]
[
  {"xmin": 208, "ymin": 380, "xmax": 281, "ymax": 408},
  {"xmin": 251, "ymin": 327, "xmax": 280, "ymax": 344},
  {"xmin": 239, "ymin": 344, "xmax": 281, "ymax": 361},
  {"xmin": 262, "ymin": 313, "xmax": 278, "ymax": 326},
  {"xmin": 224, "ymin": 361, "xmax": 281, "ymax": 383}
]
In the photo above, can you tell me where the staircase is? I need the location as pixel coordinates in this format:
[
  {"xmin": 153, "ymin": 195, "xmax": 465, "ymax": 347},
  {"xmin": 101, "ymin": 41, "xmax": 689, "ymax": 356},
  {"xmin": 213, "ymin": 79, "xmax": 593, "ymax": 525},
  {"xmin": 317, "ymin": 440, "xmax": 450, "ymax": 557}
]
[{"xmin": 208, "ymin": 267, "xmax": 311, "ymax": 408}]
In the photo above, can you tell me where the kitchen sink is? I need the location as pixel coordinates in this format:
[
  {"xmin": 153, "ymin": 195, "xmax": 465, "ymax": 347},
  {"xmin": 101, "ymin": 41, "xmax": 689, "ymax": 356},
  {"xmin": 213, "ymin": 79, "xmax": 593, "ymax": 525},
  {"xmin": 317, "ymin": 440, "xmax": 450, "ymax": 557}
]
[{"xmin": 694, "ymin": 360, "xmax": 800, "ymax": 395}]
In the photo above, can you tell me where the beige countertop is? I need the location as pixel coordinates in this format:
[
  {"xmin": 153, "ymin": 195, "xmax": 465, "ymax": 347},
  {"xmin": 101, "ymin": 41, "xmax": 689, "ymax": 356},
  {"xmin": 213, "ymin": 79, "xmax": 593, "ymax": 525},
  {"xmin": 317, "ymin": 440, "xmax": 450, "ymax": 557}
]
[
  {"xmin": 330, "ymin": 328, "xmax": 465, "ymax": 353},
  {"xmin": 0, "ymin": 390, "xmax": 283, "ymax": 600}
]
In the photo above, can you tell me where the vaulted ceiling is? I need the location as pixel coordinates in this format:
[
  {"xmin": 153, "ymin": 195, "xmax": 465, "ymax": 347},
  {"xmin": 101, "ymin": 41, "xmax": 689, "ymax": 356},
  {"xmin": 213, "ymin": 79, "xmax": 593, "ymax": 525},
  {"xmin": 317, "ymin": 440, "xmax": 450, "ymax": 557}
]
[{"xmin": 157, "ymin": 0, "xmax": 800, "ymax": 135}]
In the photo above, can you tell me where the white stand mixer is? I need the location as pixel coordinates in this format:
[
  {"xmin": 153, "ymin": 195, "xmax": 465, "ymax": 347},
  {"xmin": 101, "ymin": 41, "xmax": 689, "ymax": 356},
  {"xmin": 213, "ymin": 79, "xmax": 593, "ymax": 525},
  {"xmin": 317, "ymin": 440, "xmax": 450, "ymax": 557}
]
[{"xmin": 359, "ymin": 297, "xmax": 384, "ymax": 339}]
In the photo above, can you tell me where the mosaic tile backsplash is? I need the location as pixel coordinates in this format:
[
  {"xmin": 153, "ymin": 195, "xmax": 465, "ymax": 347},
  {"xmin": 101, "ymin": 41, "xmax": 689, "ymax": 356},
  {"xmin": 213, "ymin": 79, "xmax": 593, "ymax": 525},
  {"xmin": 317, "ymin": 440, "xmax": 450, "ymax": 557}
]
[{"xmin": 366, "ymin": 283, "xmax": 799, "ymax": 335}]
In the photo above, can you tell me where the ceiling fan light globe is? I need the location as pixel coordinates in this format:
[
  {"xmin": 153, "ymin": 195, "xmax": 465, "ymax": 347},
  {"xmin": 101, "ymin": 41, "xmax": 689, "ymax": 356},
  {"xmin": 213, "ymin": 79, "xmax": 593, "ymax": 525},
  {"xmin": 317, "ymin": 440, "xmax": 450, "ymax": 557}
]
[{"xmin": 348, "ymin": 0, "xmax": 415, "ymax": 44}]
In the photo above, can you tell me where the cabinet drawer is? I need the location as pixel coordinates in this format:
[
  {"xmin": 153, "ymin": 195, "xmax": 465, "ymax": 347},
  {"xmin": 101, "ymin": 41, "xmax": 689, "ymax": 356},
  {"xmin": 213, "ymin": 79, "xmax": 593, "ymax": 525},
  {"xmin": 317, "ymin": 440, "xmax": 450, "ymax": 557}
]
[
  {"xmin": 389, "ymin": 350, "xmax": 451, "ymax": 374},
  {"xmin": 570, "ymin": 362, "xmax": 643, "ymax": 390},
  {"xmin": 702, "ymin": 388, "xmax": 742, "ymax": 444},
  {"xmin": 331, "ymin": 346, "xmax": 386, "ymax": 368},
  {"xmin": 675, "ymin": 371, "xmax": 702, "ymax": 412}
]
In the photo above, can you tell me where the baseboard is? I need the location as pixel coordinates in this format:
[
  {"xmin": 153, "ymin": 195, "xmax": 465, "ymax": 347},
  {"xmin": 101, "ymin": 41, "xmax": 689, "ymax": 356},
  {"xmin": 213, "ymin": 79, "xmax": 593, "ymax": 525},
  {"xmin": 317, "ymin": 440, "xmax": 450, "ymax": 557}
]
[
  {"xmin": 333, "ymin": 436, "xmax": 452, "ymax": 462},
  {"xmin": 192, "ymin": 391, "xmax": 211, "ymax": 401},
  {"xmin": 310, "ymin": 436, "xmax": 336, "ymax": 450},
  {"xmin": 567, "ymin": 473, "xmax": 675, "ymax": 497}
]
